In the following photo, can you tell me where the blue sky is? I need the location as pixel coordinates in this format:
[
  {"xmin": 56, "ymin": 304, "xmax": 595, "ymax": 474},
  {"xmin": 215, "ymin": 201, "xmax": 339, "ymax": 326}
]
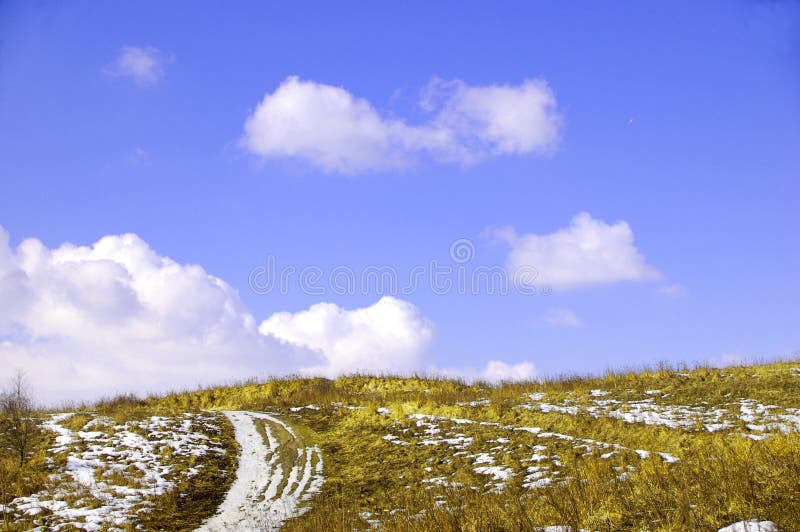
[{"xmin": 1, "ymin": 1, "xmax": 798, "ymax": 400}]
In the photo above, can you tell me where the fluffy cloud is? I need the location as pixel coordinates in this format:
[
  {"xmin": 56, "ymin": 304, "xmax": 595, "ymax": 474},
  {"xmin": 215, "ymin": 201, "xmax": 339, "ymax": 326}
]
[
  {"xmin": 544, "ymin": 308, "xmax": 582, "ymax": 328},
  {"xmin": 259, "ymin": 296, "xmax": 435, "ymax": 376},
  {"xmin": 241, "ymin": 76, "xmax": 561, "ymax": 173},
  {"xmin": 107, "ymin": 46, "xmax": 171, "ymax": 87},
  {"xmin": 480, "ymin": 360, "xmax": 538, "ymax": 382},
  {"xmin": 421, "ymin": 77, "xmax": 561, "ymax": 161},
  {"xmin": 0, "ymin": 227, "xmax": 320, "ymax": 403},
  {"xmin": 1, "ymin": 225, "xmax": 549, "ymax": 402},
  {"xmin": 0, "ymin": 226, "xmax": 442, "ymax": 402},
  {"xmin": 494, "ymin": 212, "xmax": 661, "ymax": 291},
  {"xmin": 431, "ymin": 360, "xmax": 538, "ymax": 383}
]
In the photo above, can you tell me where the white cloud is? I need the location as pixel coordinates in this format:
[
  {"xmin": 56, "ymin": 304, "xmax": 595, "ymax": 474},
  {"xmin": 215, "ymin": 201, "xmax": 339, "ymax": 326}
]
[
  {"xmin": 0, "ymin": 227, "xmax": 444, "ymax": 403},
  {"xmin": 706, "ymin": 353, "xmax": 746, "ymax": 368},
  {"xmin": 422, "ymin": 77, "xmax": 561, "ymax": 161},
  {"xmin": 0, "ymin": 225, "xmax": 546, "ymax": 403},
  {"xmin": 658, "ymin": 283, "xmax": 687, "ymax": 298},
  {"xmin": 241, "ymin": 77, "xmax": 436, "ymax": 173},
  {"xmin": 108, "ymin": 46, "xmax": 171, "ymax": 87},
  {"xmin": 493, "ymin": 212, "xmax": 661, "ymax": 291},
  {"xmin": 480, "ymin": 360, "xmax": 538, "ymax": 382},
  {"xmin": 544, "ymin": 308, "xmax": 582, "ymax": 328},
  {"xmin": 0, "ymin": 226, "xmax": 320, "ymax": 404},
  {"xmin": 241, "ymin": 76, "xmax": 561, "ymax": 173},
  {"xmin": 259, "ymin": 296, "xmax": 434, "ymax": 377},
  {"xmin": 430, "ymin": 360, "xmax": 538, "ymax": 383}
]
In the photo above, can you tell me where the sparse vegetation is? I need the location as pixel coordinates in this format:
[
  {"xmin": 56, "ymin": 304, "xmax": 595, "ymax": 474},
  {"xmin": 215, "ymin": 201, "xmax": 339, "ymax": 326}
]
[
  {"xmin": 0, "ymin": 372, "xmax": 41, "ymax": 468},
  {"xmin": 1, "ymin": 359, "xmax": 799, "ymax": 530},
  {"xmin": 1, "ymin": 372, "xmax": 49, "ymax": 531}
]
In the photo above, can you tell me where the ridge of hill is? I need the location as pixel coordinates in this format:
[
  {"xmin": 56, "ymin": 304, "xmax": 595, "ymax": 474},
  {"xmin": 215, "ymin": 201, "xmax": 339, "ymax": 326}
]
[{"xmin": 2, "ymin": 359, "xmax": 798, "ymax": 530}]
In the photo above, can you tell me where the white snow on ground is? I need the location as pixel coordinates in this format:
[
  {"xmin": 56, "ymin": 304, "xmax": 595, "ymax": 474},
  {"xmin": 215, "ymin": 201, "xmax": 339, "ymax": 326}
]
[
  {"xmin": 379, "ymin": 412, "xmax": 679, "ymax": 494},
  {"xmin": 474, "ymin": 465, "xmax": 514, "ymax": 491},
  {"xmin": 288, "ymin": 404, "xmax": 320, "ymax": 412},
  {"xmin": 6, "ymin": 412, "xmax": 227, "ymax": 531},
  {"xmin": 538, "ymin": 403, "xmax": 581, "ymax": 415},
  {"xmin": 537, "ymin": 527, "xmax": 592, "ymax": 532},
  {"xmin": 658, "ymin": 452, "xmax": 680, "ymax": 463},
  {"xmin": 45, "ymin": 413, "xmax": 76, "ymax": 449},
  {"xmin": 197, "ymin": 411, "xmax": 323, "ymax": 532},
  {"xmin": 739, "ymin": 399, "xmax": 800, "ymax": 435},
  {"xmin": 330, "ymin": 402, "xmax": 366, "ymax": 411},
  {"xmin": 456, "ymin": 398, "xmax": 491, "ymax": 407},
  {"xmin": 382, "ymin": 434, "xmax": 410, "ymax": 446},
  {"xmin": 519, "ymin": 394, "xmax": 800, "ymax": 436},
  {"xmin": 718, "ymin": 520, "xmax": 778, "ymax": 532}
]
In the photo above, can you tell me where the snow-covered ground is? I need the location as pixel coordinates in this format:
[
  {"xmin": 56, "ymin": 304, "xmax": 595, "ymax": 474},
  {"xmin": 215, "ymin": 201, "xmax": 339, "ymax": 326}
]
[
  {"xmin": 380, "ymin": 412, "xmax": 680, "ymax": 493},
  {"xmin": 2, "ymin": 410, "xmax": 323, "ymax": 531},
  {"xmin": 2, "ymin": 391, "xmax": 792, "ymax": 530},
  {"xmin": 519, "ymin": 392, "xmax": 800, "ymax": 437},
  {"xmin": 197, "ymin": 411, "xmax": 323, "ymax": 531},
  {"xmin": 5, "ymin": 412, "xmax": 228, "ymax": 531},
  {"xmin": 718, "ymin": 520, "xmax": 778, "ymax": 532}
]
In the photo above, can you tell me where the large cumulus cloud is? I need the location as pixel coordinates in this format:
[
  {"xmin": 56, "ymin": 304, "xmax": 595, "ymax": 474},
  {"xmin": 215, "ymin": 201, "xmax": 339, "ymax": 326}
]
[{"xmin": 0, "ymin": 227, "xmax": 320, "ymax": 403}]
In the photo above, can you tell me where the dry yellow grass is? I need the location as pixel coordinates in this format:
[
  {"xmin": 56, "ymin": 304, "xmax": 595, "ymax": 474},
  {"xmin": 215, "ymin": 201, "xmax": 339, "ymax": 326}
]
[{"xmin": 2, "ymin": 358, "xmax": 798, "ymax": 530}]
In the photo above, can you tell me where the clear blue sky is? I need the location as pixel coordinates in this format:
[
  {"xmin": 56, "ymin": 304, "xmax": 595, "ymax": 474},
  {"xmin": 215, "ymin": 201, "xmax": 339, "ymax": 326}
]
[{"xmin": 1, "ymin": 1, "xmax": 798, "ymax": 397}]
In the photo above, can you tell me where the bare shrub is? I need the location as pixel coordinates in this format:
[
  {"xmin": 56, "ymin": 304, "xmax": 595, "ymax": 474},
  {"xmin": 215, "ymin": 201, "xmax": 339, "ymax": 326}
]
[{"xmin": 0, "ymin": 371, "xmax": 41, "ymax": 467}]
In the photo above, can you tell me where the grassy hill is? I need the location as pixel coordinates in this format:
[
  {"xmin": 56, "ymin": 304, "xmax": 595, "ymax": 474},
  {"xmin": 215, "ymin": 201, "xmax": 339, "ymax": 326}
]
[{"xmin": 2, "ymin": 359, "xmax": 799, "ymax": 531}]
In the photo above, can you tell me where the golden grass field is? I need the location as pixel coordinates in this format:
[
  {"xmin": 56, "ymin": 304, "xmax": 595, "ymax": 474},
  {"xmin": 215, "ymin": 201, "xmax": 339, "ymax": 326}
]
[{"xmin": 2, "ymin": 359, "xmax": 799, "ymax": 531}]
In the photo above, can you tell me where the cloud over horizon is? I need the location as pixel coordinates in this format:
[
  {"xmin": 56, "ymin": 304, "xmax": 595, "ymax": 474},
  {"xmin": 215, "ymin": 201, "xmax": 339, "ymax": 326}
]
[
  {"xmin": 0, "ymin": 226, "xmax": 550, "ymax": 403},
  {"xmin": 480, "ymin": 360, "xmax": 538, "ymax": 382},
  {"xmin": 0, "ymin": 226, "xmax": 321, "ymax": 403},
  {"xmin": 431, "ymin": 360, "xmax": 539, "ymax": 383},
  {"xmin": 241, "ymin": 76, "xmax": 561, "ymax": 173},
  {"xmin": 259, "ymin": 296, "xmax": 435, "ymax": 377}
]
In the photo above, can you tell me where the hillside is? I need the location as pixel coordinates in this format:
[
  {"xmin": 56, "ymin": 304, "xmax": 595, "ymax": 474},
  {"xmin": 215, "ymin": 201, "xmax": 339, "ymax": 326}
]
[{"xmin": 2, "ymin": 359, "xmax": 799, "ymax": 531}]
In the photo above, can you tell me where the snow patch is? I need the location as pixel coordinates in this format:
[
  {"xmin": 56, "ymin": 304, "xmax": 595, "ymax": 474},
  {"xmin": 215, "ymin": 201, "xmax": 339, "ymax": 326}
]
[{"xmin": 718, "ymin": 520, "xmax": 778, "ymax": 532}]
